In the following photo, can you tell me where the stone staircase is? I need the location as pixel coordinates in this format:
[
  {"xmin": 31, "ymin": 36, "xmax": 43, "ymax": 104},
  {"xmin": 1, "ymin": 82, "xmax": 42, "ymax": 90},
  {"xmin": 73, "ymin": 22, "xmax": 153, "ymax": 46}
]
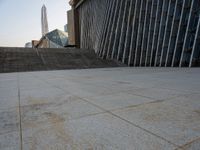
[{"xmin": 0, "ymin": 47, "xmax": 124, "ymax": 73}]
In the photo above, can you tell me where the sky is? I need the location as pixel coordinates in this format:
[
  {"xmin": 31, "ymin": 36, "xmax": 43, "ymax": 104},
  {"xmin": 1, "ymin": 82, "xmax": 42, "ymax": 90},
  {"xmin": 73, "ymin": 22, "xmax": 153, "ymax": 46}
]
[{"xmin": 0, "ymin": 0, "xmax": 71, "ymax": 47}]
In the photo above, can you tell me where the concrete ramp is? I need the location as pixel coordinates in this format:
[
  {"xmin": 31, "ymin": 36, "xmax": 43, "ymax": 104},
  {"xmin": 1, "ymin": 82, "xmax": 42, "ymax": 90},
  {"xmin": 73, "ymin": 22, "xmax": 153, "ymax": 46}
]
[{"xmin": 0, "ymin": 47, "xmax": 123, "ymax": 73}]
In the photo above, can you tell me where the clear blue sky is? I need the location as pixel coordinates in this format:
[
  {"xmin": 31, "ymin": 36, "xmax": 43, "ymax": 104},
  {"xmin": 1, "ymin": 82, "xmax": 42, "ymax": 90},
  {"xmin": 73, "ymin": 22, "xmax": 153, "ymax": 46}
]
[{"xmin": 0, "ymin": 0, "xmax": 71, "ymax": 47}]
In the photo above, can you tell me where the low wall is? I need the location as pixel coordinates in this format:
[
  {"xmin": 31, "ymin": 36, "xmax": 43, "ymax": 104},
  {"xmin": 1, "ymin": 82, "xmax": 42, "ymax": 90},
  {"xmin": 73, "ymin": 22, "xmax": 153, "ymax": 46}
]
[{"xmin": 0, "ymin": 47, "xmax": 124, "ymax": 73}]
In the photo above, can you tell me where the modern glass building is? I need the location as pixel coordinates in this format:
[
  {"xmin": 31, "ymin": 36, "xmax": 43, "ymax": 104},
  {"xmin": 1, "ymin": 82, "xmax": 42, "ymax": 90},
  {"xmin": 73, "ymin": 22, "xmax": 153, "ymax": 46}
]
[
  {"xmin": 68, "ymin": 0, "xmax": 200, "ymax": 67},
  {"xmin": 36, "ymin": 29, "xmax": 68, "ymax": 48}
]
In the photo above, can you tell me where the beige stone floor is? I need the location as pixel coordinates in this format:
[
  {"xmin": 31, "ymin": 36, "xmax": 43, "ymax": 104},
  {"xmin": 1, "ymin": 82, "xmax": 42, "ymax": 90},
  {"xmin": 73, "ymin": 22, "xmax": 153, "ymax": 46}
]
[{"xmin": 0, "ymin": 67, "xmax": 200, "ymax": 150}]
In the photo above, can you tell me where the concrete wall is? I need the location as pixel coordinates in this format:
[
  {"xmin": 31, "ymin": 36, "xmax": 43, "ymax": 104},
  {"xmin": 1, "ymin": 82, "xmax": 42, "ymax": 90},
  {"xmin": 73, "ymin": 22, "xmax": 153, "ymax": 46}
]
[
  {"xmin": 77, "ymin": 0, "xmax": 108, "ymax": 52},
  {"xmin": 37, "ymin": 39, "xmax": 49, "ymax": 48},
  {"xmin": 0, "ymin": 47, "xmax": 123, "ymax": 73},
  {"xmin": 67, "ymin": 9, "xmax": 76, "ymax": 45},
  {"xmin": 74, "ymin": 0, "xmax": 200, "ymax": 67}
]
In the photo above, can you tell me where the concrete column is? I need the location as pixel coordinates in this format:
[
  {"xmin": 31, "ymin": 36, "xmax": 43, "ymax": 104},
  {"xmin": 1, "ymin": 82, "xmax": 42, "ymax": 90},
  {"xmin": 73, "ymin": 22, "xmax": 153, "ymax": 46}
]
[
  {"xmin": 179, "ymin": 0, "xmax": 195, "ymax": 67},
  {"xmin": 140, "ymin": 0, "xmax": 153, "ymax": 66},
  {"xmin": 102, "ymin": 0, "xmax": 119, "ymax": 59},
  {"xmin": 165, "ymin": 0, "xmax": 181, "ymax": 67},
  {"xmin": 159, "ymin": 0, "xmax": 174, "ymax": 67},
  {"xmin": 117, "ymin": 0, "xmax": 131, "ymax": 61},
  {"xmin": 107, "ymin": 0, "xmax": 121, "ymax": 59},
  {"xmin": 172, "ymin": 0, "xmax": 187, "ymax": 67},
  {"xmin": 145, "ymin": 0, "xmax": 155, "ymax": 66},
  {"xmin": 128, "ymin": 0, "xmax": 142, "ymax": 66},
  {"xmin": 97, "ymin": 0, "xmax": 110, "ymax": 55},
  {"xmin": 111, "ymin": 0, "xmax": 126, "ymax": 59},
  {"xmin": 99, "ymin": 0, "xmax": 114, "ymax": 57},
  {"xmin": 74, "ymin": 8, "xmax": 80, "ymax": 48},
  {"xmin": 154, "ymin": 0, "xmax": 169, "ymax": 66},
  {"xmin": 134, "ymin": 0, "xmax": 146, "ymax": 66},
  {"xmin": 146, "ymin": 0, "xmax": 159, "ymax": 66},
  {"xmin": 189, "ymin": 11, "xmax": 200, "ymax": 67},
  {"xmin": 150, "ymin": 0, "xmax": 163, "ymax": 66},
  {"xmin": 122, "ymin": 0, "xmax": 137, "ymax": 64}
]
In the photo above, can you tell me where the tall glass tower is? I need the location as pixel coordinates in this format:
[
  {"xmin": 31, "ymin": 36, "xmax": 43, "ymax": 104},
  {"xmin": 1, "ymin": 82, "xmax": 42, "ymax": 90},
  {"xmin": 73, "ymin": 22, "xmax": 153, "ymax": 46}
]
[{"xmin": 41, "ymin": 5, "xmax": 49, "ymax": 36}]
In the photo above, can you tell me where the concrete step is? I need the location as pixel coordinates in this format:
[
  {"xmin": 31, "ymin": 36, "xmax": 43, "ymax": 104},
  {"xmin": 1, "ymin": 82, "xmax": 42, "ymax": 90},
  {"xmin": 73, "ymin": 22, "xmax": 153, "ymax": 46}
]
[{"xmin": 0, "ymin": 47, "xmax": 124, "ymax": 73}]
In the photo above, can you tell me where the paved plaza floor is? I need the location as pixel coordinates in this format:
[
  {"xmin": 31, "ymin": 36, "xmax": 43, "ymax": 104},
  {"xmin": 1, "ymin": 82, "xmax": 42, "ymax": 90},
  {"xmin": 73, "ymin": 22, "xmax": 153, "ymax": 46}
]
[{"xmin": 0, "ymin": 67, "xmax": 200, "ymax": 150}]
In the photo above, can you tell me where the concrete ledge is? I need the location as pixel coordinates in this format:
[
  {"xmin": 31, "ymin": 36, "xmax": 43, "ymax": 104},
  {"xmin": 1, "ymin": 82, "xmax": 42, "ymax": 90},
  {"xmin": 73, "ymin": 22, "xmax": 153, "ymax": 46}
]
[{"xmin": 0, "ymin": 47, "xmax": 124, "ymax": 73}]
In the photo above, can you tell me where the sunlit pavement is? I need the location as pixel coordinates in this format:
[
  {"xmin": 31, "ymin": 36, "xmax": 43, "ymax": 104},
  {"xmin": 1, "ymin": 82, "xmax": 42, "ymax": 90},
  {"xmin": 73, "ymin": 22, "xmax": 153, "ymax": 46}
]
[{"xmin": 0, "ymin": 67, "xmax": 200, "ymax": 150}]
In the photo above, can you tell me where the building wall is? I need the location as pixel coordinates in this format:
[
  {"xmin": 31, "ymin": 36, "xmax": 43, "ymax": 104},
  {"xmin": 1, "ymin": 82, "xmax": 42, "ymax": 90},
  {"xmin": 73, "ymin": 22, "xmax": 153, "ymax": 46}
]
[
  {"xmin": 37, "ymin": 39, "xmax": 64, "ymax": 48},
  {"xmin": 77, "ymin": 0, "xmax": 108, "ymax": 52},
  {"xmin": 37, "ymin": 39, "xmax": 49, "ymax": 48},
  {"xmin": 75, "ymin": 0, "xmax": 200, "ymax": 67},
  {"xmin": 49, "ymin": 41, "xmax": 63, "ymax": 48},
  {"xmin": 25, "ymin": 42, "xmax": 32, "ymax": 48},
  {"xmin": 32, "ymin": 40, "xmax": 40, "ymax": 48},
  {"xmin": 67, "ymin": 10, "xmax": 76, "ymax": 45}
]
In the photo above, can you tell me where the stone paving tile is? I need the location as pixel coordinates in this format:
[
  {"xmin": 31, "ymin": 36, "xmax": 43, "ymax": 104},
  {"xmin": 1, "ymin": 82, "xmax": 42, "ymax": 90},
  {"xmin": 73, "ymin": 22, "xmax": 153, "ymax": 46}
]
[
  {"xmin": 19, "ymin": 77, "xmax": 52, "ymax": 91},
  {"xmin": 0, "ymin": 79, "xmax": 18, "ymax": 89},
  {"xmin": 22, "ymin": 113, "xmax": 176, "ymax": 150},
  {"xmin": 0, "ymin": 108, "xmax": 19, "ymax": 134},
  {"xmin": 159, "ymin": 84, "xmax": 200, "ymax": 94},
  {"xmin": 21, "ymin": 95, "xmax": 104, "ymax": 129},
  {"xmin": 126, "ymin": 87, "xmax": 191, "ymax": 101},
  {"xmin": 179, "ymin": 137, "xmax": 200, "ymax": 150},
  {"xmin": 76, "ymin": 76, "xmax": 153, "ymax": 90},
  {"xmin": 88, "ymin": 80, "xmax": 146, "ymax": 93},
  {"xmin": 46, "ymin": 77, "xmax": 144, "ymax": 101},
  {"xmin": 155, "ymin": 79, "xmax": 200, "ymax": 94},
  {"xmin": 112, "ymin": 99, "xmax": 200, "ymax": 147},
  {"xmin": 20, "ymin": 87, "xmax": 67, "ymax": 106},
  {"xmin": 0, "ymin": 89, "xmax": 18, "ymax": 99},
  {"xmin": 0, "ymin": 131, "xmax": 20, "ymax": 150},
  {"xmin": 0, "ymin": 97, "xmax": 18, "ymax": 111},
  {"xmin": 0, "ymin": 73, "xmax": 17, "ymax": 82},
  {"xmin": 85, "ymin": 92, "xmax": 156, "ymax": 111},
  {"xmin": 1, "ymin": 67, "xmax": 200, "ymax": 150},
  {"xmin": 1, "ymin": 146, "xmax": 20, "ymax": 150},
  {"xmin": 56, "ymin": 82, "xmax": 122, "ymax": 99},
  {"xmin": 167, "ymin": 94, "xmax": 200, "ymax": 111},
  {"xmin": 46, "ymin": 77, "xmax": 110, "ymax": 89},
  {"xmin": 0, "ymin": 85, "xmax": 18, "ymax": 99},
  {"xmin": 19, "ymin": 81, "xmax": 51, "ymax": 91}
]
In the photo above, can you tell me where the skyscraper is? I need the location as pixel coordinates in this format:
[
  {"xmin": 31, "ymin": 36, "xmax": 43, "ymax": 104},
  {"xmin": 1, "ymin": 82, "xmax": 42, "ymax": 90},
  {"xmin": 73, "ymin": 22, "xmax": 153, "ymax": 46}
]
[{"xmin": 41, "ymin": 5, "xmax": 49, "ymax": 36}]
